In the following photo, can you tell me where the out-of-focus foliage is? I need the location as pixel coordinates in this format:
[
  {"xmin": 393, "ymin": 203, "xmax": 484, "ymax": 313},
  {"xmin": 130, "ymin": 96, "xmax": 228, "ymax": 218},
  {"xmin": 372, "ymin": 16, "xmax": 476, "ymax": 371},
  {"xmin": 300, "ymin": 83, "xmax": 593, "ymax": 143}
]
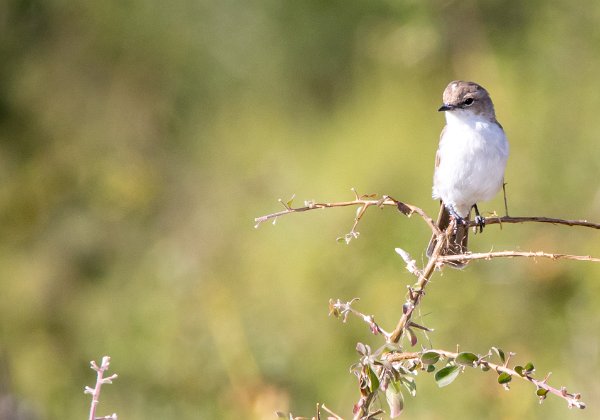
[{"xmin": 1, "ymin": 0, "xmax": 599, "ymax": 419}]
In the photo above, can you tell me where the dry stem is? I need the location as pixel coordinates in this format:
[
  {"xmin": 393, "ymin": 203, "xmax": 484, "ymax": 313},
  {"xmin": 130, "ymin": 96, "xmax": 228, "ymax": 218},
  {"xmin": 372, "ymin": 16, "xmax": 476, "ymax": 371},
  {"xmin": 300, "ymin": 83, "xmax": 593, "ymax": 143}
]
[
  {"xmin": 255, "ymin": 194, "xmax": 600, "ymax": 233},
  {"xmin": 84, "ymin": 356, "xmax": 118, "ymax": 420},
  {"xmin": 439, "ymin": 250, "xmax": 600, "ymax": 263},
  {"xmin": 254, "ymin": 192, "xmax": 441, "ymax": 237},
  {"xmin": 388, "ymin": 223, "xmax": 451, "ymax": 343}
]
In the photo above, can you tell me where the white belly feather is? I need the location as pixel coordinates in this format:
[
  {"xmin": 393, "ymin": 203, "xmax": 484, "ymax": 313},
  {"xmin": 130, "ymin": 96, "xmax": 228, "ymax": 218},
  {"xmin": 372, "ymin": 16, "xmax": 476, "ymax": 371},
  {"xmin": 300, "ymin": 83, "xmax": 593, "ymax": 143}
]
[{"xmin": 432, "ymin": 113, "xmax": 509, "ymax": 217}]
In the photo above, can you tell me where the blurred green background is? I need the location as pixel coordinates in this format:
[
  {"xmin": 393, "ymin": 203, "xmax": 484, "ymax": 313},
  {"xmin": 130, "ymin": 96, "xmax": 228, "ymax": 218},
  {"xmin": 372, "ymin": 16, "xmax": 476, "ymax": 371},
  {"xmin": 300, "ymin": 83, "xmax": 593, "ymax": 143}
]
[{"xmin": 1, "ymin": 0, "xmax": 600, "ymax": 419}]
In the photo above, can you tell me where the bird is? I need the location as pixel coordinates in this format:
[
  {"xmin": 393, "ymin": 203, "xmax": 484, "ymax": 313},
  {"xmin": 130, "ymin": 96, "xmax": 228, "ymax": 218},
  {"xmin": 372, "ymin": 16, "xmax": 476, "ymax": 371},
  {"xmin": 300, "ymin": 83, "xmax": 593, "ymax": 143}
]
[{"xmin": 426, "ymin": 81, "xmax": 509, "ymax": 268}]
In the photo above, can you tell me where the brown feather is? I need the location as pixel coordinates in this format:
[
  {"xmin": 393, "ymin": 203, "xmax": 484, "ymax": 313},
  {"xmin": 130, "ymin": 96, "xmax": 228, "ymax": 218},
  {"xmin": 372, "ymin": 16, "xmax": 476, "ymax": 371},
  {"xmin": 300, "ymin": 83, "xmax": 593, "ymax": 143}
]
[{"xmin": 426, "ymin": 202, "xmax": 469, "ymax": 269}]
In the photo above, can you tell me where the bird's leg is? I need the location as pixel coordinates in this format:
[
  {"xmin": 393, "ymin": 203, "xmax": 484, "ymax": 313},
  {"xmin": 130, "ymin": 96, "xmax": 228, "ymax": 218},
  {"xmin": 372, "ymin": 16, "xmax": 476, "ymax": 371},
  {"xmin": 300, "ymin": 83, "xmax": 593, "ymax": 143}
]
[
  {"xmin": 472, "ymin": 204, "xmax": 485, "ymax": 233},
  {"xmin": 446, "ymin": 204, "xmax": 468, "ymax": 232}
]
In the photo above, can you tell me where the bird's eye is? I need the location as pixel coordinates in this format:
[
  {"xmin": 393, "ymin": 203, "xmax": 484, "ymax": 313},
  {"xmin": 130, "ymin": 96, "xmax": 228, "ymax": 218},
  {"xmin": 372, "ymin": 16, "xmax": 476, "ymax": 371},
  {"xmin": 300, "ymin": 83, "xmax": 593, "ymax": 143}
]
[{"xmin": 464, "ymin": 98, "xmax": 474, "ymax": 106}]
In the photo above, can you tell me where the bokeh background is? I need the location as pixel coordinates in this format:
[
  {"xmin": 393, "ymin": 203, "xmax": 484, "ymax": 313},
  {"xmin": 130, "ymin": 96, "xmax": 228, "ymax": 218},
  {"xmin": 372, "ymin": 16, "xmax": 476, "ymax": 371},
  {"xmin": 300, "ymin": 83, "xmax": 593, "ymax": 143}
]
[{"xmin": 1, "ymin": 0, "xmax": 600, "ymax": 419}]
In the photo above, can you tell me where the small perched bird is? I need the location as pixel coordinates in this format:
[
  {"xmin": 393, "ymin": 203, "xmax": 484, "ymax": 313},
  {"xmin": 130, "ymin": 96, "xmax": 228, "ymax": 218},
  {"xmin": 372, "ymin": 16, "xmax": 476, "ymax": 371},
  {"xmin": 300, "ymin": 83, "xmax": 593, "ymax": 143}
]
[{"xmin": 426, "ymin": 81, "xmax": 509, "ymax": 267}]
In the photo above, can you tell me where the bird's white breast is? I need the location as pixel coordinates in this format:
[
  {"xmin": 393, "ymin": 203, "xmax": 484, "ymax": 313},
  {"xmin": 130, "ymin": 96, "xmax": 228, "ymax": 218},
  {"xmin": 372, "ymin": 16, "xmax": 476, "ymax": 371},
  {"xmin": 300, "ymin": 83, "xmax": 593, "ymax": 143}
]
[{"xmin": 433, "ymin": 111, "xmax": 509, "ymax": 217}]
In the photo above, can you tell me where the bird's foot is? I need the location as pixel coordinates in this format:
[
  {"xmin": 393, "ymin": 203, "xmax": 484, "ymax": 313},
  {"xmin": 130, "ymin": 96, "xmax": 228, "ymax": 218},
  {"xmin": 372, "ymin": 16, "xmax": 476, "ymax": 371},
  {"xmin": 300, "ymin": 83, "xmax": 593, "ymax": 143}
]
[
  {"xmin": 474, "ymin": 214, "xmax": 485, "ymax": 233},
  {"xmin": 447, "ymin": 206, "xmax": 468, "ymax": 232},
  {"xmin": 472, "ymin": 204, "xmax": 485, "ymax": 233}
]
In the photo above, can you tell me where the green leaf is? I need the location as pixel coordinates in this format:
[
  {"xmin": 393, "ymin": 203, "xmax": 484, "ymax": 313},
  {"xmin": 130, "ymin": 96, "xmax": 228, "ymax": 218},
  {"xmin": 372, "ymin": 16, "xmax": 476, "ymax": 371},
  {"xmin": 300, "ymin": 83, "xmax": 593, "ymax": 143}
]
[
  {"xmin": 536, "ymin": 388, "xmax": 549, "ymax": 397},
  {"xmin": 455, "ymin": 352, "xmax": 478, "ymax": 366},
  {"xmin": 491, "ymin": 347, "xmax": 505, "ymax": 364},
  {"xmin": 435, "ymin": 365, "xmax": 461, "ymax": 387},
  {"xmin": 524, "ymin": 362, "xmax": 535, "ymax": 372},
  {"xmin": 514, "ymin": 365, "xmax": 524, "ymax": 376},
  {"xmin": 385, "ymin": 380, "xmax": 404, "ymax": 418},
  {"xmin": 421, "ymin": 351, "xmax": 440, "ymax": 365},
  {"xmin": 498, "ymin": 372, "xmax": 512, "ymax": 384},
  {"xmin": 367, "ymin": 365, "xmax": 380, "ymax": 392},
  {"xmin": 426, "ymin": 364, "xmax": 436, "ymax": 373}
]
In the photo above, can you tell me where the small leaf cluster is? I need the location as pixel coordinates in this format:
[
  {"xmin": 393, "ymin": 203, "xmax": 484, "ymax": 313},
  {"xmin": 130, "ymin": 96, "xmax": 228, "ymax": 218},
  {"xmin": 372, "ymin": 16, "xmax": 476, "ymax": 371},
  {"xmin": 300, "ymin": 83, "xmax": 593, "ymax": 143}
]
[
  {"xmin": 419, "ymin": 348, "xmax": 520, "ymax": 389},
  {"xmin": 348, "ymin": 344, "xmax": 576, "ymax": 418},
  {"xmin": 351, "ymin": 343, "xmax": 417, "ymax": 418},
  {"xmin": 422, "ymin": 351, "xmax": 479, "ymax": 388}
]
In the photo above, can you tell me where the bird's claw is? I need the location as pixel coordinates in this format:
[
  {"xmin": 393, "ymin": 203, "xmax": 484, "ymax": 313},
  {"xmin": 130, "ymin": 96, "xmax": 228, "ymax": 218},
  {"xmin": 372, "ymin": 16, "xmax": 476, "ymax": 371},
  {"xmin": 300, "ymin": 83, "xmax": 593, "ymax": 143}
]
[
  {"xmin": 447, "ymin": 206, "xmax": 467, "ymax": 228},
  {"xmin": 474, "ymin": 215, "xmax": 485, "ymax": 233},
  {"xmin": 451, "ymin": 215, "xmax": 468, "ymax": 234}
]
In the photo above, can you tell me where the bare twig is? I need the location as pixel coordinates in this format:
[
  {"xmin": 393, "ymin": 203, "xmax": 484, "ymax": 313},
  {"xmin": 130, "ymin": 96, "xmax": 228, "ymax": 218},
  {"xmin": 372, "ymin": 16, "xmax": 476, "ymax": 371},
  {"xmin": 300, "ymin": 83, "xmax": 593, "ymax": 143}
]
[
  {"xmin": 329, "ymin": 298, "xmax": 391, "ymax": 338},
  {"xmin": 388, "ymin": 223, "xmax": 452, "ymax": 343},
  {"xmin": 320, "ymin": 403, "xmax": 344, "ymax": 420},
  {"xmin": 84, "ymin": 356, "xmax": 118, "ymax": 420},
  {"xmin": 439, "ymin": 250, "xmax": 600, "ymax": 263},
  {"xmin": 482, "ymin": 215, "xmax": 600, "ymax": 229},
  {"xmin": 255, "ymin": 193, "xmax": 441, "ymax": 238},
  {"xmin": 503, "ymin": 182, "xmax": 509, "ymax": 216}
]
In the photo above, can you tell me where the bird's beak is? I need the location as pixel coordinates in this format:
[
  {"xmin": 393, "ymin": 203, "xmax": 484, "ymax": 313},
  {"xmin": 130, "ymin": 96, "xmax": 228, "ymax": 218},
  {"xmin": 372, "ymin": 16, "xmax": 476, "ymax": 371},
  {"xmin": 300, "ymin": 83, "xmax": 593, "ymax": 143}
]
[{"xmin": 438, "ymin": 104, "xmax": 454, "ymax": 112}]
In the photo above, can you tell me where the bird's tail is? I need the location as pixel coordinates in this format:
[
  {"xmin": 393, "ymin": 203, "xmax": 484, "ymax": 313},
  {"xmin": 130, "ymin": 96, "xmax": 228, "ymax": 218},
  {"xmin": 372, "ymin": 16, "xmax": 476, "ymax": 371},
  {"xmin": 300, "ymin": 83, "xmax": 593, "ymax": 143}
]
[{"xmin": 426, "ymin": 202, "xmax": 469, "ymax": 269}]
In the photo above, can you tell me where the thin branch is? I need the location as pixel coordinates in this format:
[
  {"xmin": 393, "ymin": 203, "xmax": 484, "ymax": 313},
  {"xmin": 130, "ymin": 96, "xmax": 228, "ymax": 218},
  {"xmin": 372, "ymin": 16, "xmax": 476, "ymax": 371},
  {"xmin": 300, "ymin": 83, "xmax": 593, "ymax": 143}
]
[
  {"xmin": 483, "ymin": 216, "xmax": 600, "ymax": 230},
  {"xmin": 329, "ymin": 298, "xmax": 391, "ymax": 339},
  {"xmin": 254, "ymin": 193, "xmax": 441, "ymax": 237},
  {"xmin": 84, "ymin": 356, "xmax": 118, "ymax": 420},
  {"xmin": 388, "ymin": 224, "xmax": 452, "ymax": 343},
  {"xmin": 439, "ymin": 251, "xmax": 600, "ymax": 264},
  {"xmin": 386, "ymin": 349, "xmax": 586, "ymax": 409},
  {"xmin": 255, "ymin": 195, "xmax": 600, "ymax": 233},
  {"xmin": 503, "ymin": 182, "xmax": 509, "ymax": 216},
  {"xmin": 320, "ymin": 403, "xmax": 344, "ymax": 420},
  {"xmin": 352, "ymin": 392, "xmax": 382, "ymax": 420}
]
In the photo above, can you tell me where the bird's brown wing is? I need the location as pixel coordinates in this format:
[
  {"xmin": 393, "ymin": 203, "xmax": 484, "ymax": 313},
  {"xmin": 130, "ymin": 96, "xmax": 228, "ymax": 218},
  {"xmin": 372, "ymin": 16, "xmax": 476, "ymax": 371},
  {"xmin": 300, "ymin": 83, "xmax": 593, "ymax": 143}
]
[{"xmin": 426, "ymin": 202, "xmax": 469, "ymax": 269}]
